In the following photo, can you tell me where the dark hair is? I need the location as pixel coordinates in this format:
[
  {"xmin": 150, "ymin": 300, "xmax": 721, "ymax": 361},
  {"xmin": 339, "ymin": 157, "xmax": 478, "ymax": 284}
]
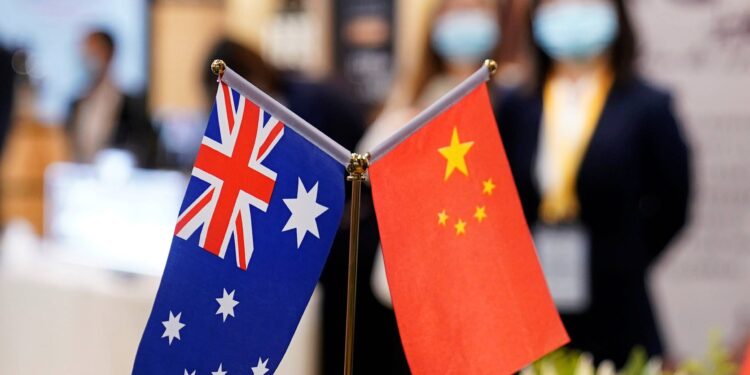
[
  {"xmin": 203, "ymin": 38, "xmax": 281, "ymax": 101},
  {"xmin": 87, "ymin": 30, "xmax": 115, "ymax": 58},
  {"xmin": 528, "ymin": 0, "xmax": 637, "ymax": 92}
]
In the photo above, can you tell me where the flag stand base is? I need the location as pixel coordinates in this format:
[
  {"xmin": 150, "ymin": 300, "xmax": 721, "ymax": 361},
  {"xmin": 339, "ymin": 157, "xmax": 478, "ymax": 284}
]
[{"xmin": 343, "ymin": 153, "xmax": 369, "ymax": 375}]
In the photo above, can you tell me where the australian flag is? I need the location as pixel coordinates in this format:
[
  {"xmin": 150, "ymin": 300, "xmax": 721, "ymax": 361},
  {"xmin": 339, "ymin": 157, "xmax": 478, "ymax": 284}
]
[{"xmin": 133, "ymin": 81, "xmax": 344, "ymax": 374}]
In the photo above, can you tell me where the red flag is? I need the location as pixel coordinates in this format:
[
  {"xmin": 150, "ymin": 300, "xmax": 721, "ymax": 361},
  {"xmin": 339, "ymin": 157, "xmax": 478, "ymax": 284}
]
[
  {"xmin": 741, "ymin": 341, "xmax": 750, "ymax": 375},
  {"xmin": 368, "ymin": 84, "xmax": 568, "ymax": 374}
]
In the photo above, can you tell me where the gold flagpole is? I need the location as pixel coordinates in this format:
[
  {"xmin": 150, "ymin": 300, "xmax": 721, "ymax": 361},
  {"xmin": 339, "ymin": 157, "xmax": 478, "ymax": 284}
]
[
  {"xmin": 484, "ymin": 58, "xmax": 498, "ymax": 75},
  {"xmin": 344, "ymin": 153, "xmax": 369, "ymax": 375},
  {"xmin": 211, "ymin": 59, "xmax": 226, "ymax": 77}
]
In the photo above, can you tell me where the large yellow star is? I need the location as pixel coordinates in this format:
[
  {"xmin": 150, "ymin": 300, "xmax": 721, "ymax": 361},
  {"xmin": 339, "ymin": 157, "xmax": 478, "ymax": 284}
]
[
  {"xmin": 437, "ymin": 209, "xmax": 449, "ymax": 226},
  {"xmin": 474, "ymin": 206, "xmax": 487, "ymax": 223},
  {"xmin": 438, "ymin": 127, "xmax": 474, "ymax": 180},
  {"xmin": 454, "ymin": 219, "xmax": 467, "ymax": 235}
]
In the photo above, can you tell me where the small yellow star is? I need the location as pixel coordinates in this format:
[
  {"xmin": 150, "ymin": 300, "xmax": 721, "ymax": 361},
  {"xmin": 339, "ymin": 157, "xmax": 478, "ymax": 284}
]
[
  {"xmin": 454, "ymin": 219, "xmax": 467, "ymax": 235},
  {"xmin": 438, "ymin": 127, "xmax": 474, "ymax": 180},
  {"xmin": 437, "ymin": 209, "xmax": 449, "ymax": 226},
  {"xmin": 482, "ymin": 178, "xmax": 496, "ymax": 195},
  {"xmin": 474, "ymin": 206, "xmax": 487, "ymax": 223}
]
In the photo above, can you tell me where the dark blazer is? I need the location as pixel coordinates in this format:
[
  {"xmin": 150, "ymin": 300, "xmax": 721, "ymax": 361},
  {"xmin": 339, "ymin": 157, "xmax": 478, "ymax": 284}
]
[
  {"xmin": 66, "ymin": 93, "xmax": 158, "ymax": 168},
  {"xmin": 280, "ymin": 77, "xmax": 363, "ymax": 152},
  {"xmin": 0, "ymin": 47, "xmax": 14, "ymax": 154},
  {"xmin": 495, "ymin": 78, "xmax": 691, "ymax": 365}
]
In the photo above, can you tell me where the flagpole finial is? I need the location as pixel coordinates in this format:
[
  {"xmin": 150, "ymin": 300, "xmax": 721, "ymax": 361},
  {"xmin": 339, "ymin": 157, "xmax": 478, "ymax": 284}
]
[
  {"xmin": 347, "ymin": 153, "xmax": 369, "ymax": 181},
  {"xmin": 211, "ymin": 59, "xmax": 226, "ymax": 76},
  {"xmin": 484, "ymin": 59, "xmax": 498, "ymax": 76}
]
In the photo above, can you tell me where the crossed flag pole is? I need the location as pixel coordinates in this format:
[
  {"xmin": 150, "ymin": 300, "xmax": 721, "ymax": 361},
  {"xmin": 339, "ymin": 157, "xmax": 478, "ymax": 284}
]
[
  {"xmin": 198, "ymin": 60, "xmax": 568, "ymax": 375},
  {"xmin": 209, "ymin": 58, "xmax": 499, "ymax": 375},
  {"xmin": 133, "ymin": 52, "xmax": 566, "ymax": 374}
]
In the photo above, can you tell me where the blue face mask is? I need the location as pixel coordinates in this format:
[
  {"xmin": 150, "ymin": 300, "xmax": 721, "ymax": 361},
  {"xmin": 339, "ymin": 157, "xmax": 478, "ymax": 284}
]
[
  {"xmin": 533, "ymin": 2, "xmax": 618, "ymax": 61},
  {"xmin": 431, "ymin": 10, "xmax": 500, "ymax": 64}
]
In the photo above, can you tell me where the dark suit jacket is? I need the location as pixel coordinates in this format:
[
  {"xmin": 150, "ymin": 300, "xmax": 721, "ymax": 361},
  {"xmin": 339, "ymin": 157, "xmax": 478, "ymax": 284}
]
[
  {"xmin": 66, "ymin": 93, "xmax": 158, "ymax": 168},
  {"xmin": 0, "ymin": 47, "xmax": 14, "ymax": 154},
  {"xmin": 495, "ymin": 78, "xmax": 691, "ymax": 365}
]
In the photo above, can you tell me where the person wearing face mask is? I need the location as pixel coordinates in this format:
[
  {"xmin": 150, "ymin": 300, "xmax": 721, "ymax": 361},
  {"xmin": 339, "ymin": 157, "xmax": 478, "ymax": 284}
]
[
  {"xmin": 66, "ymin": 30, "xmax": 158, "ymax": 167},
  {"xmin": 495, "ymin": 0, "xmax": 691, "ymax": 365},
  {"xmin": 357, "ymin": 0, "xmax": 503, "ymax": 152}
]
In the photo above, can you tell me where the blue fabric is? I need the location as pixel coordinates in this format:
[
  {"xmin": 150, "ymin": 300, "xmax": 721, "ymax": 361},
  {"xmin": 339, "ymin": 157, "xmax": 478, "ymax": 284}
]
[
  {"xmin": 204, "ymin": 104, "xmax": 222, "ymax": 144},
  {"xmin": 133, "ymin": 120, "xmax": 344, "ymax": 374}
]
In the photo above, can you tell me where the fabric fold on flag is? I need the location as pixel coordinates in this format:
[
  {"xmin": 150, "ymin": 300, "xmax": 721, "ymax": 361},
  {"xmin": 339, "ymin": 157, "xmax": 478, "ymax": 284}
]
[
  {"xmin": 133, "ymin": 69, "xmax": 345, "ymax": 374},
  {"xmin": 367, "ymin": 66, "xmax": 569, "ymax": 374}
]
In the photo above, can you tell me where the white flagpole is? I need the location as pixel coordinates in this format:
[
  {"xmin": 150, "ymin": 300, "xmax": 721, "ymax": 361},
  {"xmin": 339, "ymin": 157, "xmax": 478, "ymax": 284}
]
[
  {"xmin": 367, "ymin": 60, "xmax": 497, "ymax": 164},
  {"xmin": 212, "ymin": 60, "xmax": 353, "ymax": 166}
]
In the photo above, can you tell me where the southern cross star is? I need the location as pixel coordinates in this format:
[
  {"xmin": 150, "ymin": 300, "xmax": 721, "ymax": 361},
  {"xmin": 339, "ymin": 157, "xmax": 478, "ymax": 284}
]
[
  {"xmin": 215, "ymin": 289, "xmax": 239, "ymax": 322},
  {"xmin": 162, "ymin": 311, "xmax": 185, "ymax": 345},
  {"xmin": 251, "ymin": 357, "xmax": 270, "ymax": 375},
  {"xmin": 212, "ymin": 363, "xmax": 227, "ymax": 375}
]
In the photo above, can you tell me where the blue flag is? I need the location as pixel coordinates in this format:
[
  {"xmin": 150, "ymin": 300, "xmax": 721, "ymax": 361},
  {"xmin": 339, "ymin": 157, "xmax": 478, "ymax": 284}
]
[{"xmin": 133, "ymin": 82, "xmax": 344, "ymax": 374}]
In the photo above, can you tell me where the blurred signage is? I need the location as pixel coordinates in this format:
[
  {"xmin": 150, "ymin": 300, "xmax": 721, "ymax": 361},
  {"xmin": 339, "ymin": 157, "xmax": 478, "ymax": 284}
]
[
  {"xmin": 635, "ymin": 0, "xmax": 750, "ymax": 359},
  {"xmin": 334, "ymin": 0, "xmax": 395, "ymax": 108}
]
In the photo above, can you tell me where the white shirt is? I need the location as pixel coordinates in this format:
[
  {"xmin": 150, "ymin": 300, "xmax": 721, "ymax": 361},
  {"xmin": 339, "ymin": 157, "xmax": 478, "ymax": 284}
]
[
  {"xmin": 73, "ymin": 77, "xmax": 123, "ymax": 163},
  {"xmin": 535, "ymin": 71, "xmax": 600, "ymax": 197}
]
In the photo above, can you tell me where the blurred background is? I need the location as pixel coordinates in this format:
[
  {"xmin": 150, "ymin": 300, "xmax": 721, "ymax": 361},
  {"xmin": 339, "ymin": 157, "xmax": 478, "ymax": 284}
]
[{"xmin": 0, "ymin": 0, "xmax": 748, "ymax": 373}]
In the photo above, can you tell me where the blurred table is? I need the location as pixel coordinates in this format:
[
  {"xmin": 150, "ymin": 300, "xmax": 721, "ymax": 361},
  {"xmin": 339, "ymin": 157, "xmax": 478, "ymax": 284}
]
[{"xmin": 0, "ymin": 220, "xmax": 321, "ymax": 375}]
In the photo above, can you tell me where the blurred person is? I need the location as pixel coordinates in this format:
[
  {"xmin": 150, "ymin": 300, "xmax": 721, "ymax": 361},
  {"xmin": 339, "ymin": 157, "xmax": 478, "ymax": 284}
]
[
  {"xmin": 495, "ymin": 0, "xmax": 691, "ymax": 365},
  {"xmin": 0, "ymin": 46, "xmax": 14, "ymax": 157},
  {"xmin": 66, "ymin": 30, "xmax": 157, "ymax": 167},
  {"xmin": 201, "ymin": 38, "xmax": 371, "ymax": 375},
  {"xmin": 358, "ymin": 0, "xmax": 502, "ymax": 151},
  {"xmin": 0, "ymin": 46, "xmax": 14, "ymax": 232}
]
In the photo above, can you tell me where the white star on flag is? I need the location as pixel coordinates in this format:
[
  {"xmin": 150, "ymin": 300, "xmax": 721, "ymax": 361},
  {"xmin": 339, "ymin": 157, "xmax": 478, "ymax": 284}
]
[
  {"xmin": 251, "ymin": 357, "xmax": 270, "ymax": 375},
  {"xmin": 215, "ymin": 289, "xmax": 239, "ymax": 322},
  {"xmin": 282, "ymin": 178, "xmax": 329, "ymax": 248},
  {"xmin": 184, "ymin": 370, "xmax": 196, "ymax": 375},
  {"xmin": 212, "ymin": 363, "xmax": 227, "ymax": 375},
  {"xmin": 162, "ymin": 311, "xmax": 185, "ymax": 345}
]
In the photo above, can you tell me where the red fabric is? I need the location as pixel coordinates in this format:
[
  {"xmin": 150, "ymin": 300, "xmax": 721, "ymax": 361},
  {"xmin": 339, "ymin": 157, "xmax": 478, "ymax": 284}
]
[
  {"xmin": 369, "ymin": 84, "xmax": 568, "ymax": 374},
  {"xmin": 741, "ymin": 341, "xmax": 750, "ymax": 375}
]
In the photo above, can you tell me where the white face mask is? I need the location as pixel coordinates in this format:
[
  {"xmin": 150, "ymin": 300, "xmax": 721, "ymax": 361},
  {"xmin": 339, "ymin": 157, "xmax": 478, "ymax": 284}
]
[
  {"xmin": 533, "ymin": 2, "xmax": 619, "ymax": 61},
  {"xmin": 431, "ymin": 9, "xmax": 500, "ymax": 65},
  {"xmin": 79, "ymin": 54, "xmax": 106, "ymax": 90},
  {"xmin": 84, "ymin": 56, "xmax": 104, "ymax": 77}
]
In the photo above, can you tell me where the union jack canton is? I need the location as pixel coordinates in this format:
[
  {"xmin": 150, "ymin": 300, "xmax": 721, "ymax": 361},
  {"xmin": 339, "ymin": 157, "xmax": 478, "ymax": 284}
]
[{"xmin": 133, "ymin": 82, "xmax": 345, "ymax": 374}]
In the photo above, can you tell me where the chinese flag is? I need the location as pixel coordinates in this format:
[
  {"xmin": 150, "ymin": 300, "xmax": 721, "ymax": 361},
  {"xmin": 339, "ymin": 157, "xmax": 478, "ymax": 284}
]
[{"xmin": 369, "ymin": 84, "xmax": 568, "ymax": 374}]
